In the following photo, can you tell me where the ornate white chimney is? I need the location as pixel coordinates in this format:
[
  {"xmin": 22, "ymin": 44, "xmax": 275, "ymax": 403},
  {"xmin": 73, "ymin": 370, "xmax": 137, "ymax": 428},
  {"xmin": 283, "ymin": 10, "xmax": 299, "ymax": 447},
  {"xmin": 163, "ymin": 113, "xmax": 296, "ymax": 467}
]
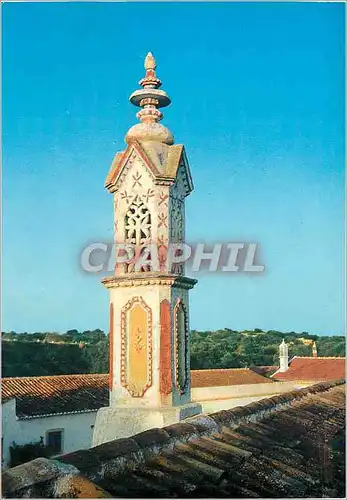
[{"xmin": 279, "ymin": 339, "xmax": 289, "ymax": 372}]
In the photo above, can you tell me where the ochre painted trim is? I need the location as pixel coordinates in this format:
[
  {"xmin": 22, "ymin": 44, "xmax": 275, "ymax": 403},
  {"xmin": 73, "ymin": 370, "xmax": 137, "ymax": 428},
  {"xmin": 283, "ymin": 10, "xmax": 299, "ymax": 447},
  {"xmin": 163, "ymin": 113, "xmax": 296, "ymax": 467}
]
[
  {"xmin": 159, "ymin": 300, "xmax": 172, "ymax": 399},
  {"xmin": 120, "ymin": 296, "xmax": 153, "ymax": 397}
]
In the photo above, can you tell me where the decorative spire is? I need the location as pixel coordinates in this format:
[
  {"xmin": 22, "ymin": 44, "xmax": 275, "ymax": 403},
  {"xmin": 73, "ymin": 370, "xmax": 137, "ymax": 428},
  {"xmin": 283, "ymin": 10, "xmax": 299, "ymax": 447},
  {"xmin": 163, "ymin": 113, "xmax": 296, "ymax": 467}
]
[
  {"xmin": 144, "ymin": 52, "xmax": 156, "ymax": 72},
  {"xmin": 125, "ymin": 53, "xmax": 174, "ymax": 145},
  {"xmin": 129, "ymin": 52, "xmax": 171, "ymax": 125}
]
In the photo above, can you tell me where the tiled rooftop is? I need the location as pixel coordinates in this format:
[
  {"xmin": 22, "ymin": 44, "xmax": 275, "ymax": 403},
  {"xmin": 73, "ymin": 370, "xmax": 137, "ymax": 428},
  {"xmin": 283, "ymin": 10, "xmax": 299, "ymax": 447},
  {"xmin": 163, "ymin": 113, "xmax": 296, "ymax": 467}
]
[
  {"xmin": 2, "ymin": 374, "xmax": 109, "ymax": 419},
  {"xmin": 2, "ymin": 361, "xmax": 343, "ymax": 419},
  {"xmin": 2, "ymin": 368, "xmax": 272, "ymax": 418},
  {"xmin": 3, "ymin": 380, "xmax": 345, "ymax": 498},
  {"xmin": 191, "ymin": 368, "xmax": 274, "ymax": 388},
  {"xmin": 272, "ymin": 356, "xmax": 346, "ymax": 381}
]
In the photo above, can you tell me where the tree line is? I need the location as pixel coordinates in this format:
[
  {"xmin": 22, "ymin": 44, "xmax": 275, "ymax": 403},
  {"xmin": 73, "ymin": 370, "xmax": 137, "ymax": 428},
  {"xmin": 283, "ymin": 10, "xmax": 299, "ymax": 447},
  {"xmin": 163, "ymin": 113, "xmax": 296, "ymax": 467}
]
[{"xmin": 2, "ymin": 328, "xmax": 345, "ymax": 378}]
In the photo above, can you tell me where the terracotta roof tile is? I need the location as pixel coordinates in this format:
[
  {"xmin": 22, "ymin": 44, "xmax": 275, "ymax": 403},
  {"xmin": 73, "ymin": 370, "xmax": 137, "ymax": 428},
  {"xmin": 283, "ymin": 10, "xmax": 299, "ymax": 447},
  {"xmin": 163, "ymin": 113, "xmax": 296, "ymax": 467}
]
[
  {"xmin": 272, "ymin": 356, "xmax": 346, "ymax": 381},
  {"xmin": 191, "ymin": 368, "xmax": 274, "ymax": 388},
  {"xmin": 3, "ymin": 380, "xmax": 345, "ymax": 498},
  {"xmin": 1, "ymin": 374, "xmax": 109, "ymax": 418},
  {"xmin": 5, "ymin": 359, "xmax": 342, "ymax": 420},
  {"xmin": 2, "ymin": 369, "xmax": 273, "ymax": 418}
]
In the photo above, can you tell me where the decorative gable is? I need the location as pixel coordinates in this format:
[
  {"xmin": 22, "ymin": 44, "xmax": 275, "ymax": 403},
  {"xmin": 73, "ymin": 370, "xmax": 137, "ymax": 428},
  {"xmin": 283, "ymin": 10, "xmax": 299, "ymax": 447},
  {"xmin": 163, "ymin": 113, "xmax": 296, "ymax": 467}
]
[
  {"xmin": 105, "ymin": 141, "xmax": 160, "ymax": 193},
  {"xmin": 105, "ymin": 141, "xmax": 194, "ymax": 197}
]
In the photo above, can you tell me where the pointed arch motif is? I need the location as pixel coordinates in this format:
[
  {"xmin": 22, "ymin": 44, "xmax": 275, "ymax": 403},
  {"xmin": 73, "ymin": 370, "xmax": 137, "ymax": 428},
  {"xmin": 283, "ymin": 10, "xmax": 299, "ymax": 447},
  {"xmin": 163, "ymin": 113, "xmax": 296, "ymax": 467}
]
[{"xmin": 124, "ymin": 196, "xmax": 152, "ymax": 272}]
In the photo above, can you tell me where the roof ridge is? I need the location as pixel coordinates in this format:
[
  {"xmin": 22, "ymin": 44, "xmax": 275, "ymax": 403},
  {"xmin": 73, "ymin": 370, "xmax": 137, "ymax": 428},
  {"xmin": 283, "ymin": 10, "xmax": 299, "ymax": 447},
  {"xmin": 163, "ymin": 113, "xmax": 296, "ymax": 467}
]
[
  {"xmin": 3, "ymin": 368, "xmax": 256, "ymax": 382},
  {"xmin": 3, "ymin": 368, "xmax": 261, "ymax": 383},
  {"xmin": 133, "ymin": 140, "xmax": 161, "ymax": 175},
  {"xmin": 294, "ymin": 356, "xmax": 346, "ymax": 360},
  {"xmin": 191, "ymin": 368, "xmax": 250, "ymax": 373},
  {"xmin": 55, "ymin": 379, "xmax": 345, "ymax": 476},
  {"xmin": 2, "ymin": 373, "xmax": 108, "ymax": 382},
  {"xmin": 3, "ymin": 380, "xmax": 345, "ymax": 498}
]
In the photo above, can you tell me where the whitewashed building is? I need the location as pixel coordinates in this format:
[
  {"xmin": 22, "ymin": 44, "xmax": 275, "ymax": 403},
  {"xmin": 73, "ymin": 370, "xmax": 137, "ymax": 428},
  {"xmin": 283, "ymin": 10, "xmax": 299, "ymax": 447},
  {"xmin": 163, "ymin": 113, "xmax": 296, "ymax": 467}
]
[
  {"xmin": 1, "ymin": 374, "xmax": 108, "ymax": 468},
  {"xmin": 2, "ymin": 368, "xmax": 303, "ymax": 468}
]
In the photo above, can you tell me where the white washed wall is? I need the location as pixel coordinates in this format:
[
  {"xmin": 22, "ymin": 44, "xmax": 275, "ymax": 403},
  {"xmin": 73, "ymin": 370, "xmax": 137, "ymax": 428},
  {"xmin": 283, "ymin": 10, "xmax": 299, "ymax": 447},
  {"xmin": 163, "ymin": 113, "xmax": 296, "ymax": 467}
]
[
  {"xmin": 2, "ymin": 399, "xmax": 18, "ymax": 468},
  {"xmin": 195, "ymin": 382, "xmax": 310, "ymax": 414},
  {"xmin": 191, "ymin": 381, "xmax": 305, "ymax": 402},
  {"xmin": 2, "ymin": 400, "xmax": 97, "ymax": 468}
]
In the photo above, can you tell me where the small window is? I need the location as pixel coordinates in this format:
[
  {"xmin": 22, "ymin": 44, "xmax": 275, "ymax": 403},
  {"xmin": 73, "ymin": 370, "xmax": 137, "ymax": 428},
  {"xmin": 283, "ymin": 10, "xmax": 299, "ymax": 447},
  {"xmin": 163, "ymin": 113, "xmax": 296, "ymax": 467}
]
[{"xmin": 46, "ymin": 429, "xmax": 63, "ymax": 455}]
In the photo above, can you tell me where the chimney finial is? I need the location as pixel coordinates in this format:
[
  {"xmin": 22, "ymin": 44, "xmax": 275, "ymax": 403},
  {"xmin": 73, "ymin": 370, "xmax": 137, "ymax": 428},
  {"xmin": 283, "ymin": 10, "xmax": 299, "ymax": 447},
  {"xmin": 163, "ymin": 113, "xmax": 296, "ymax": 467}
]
[
  {"xmin": 126, "ymin": 52, "xmax": 174, "ymax": 145},
  {"xmin": 144, "ymin": 52, "xmax": 156, "ymax": 71}
]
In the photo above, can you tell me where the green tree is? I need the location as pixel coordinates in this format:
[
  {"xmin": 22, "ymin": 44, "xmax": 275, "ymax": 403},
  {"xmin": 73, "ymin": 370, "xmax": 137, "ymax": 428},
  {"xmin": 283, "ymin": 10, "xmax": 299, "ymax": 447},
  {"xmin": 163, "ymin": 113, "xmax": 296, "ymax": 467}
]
[{"xmin": 2, "ymin": 328, "xmax": 345, "ymax": 377}]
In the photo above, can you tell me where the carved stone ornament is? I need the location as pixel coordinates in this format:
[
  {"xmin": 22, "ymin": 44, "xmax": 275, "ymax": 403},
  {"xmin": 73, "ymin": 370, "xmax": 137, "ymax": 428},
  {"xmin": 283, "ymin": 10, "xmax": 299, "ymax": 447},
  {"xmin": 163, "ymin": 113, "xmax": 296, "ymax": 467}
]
[{"xmin": 120, "ymin": 296, "xmax": 153, "ymax": 397}]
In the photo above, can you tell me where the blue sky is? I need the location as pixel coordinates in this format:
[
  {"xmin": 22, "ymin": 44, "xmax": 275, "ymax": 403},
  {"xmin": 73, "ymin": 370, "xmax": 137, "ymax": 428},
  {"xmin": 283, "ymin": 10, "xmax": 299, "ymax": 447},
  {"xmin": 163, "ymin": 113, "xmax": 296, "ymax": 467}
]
[{"xmin": 2, "ymin": 2, "xmax": 345, "ymax": 335}]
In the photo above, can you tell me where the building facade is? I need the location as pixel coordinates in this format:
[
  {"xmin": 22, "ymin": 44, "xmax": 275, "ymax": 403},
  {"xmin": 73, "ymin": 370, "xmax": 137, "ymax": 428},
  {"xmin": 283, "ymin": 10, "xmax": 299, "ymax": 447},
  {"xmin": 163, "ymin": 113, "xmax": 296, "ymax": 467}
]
[
  {"xmin": 2, "ymin": 399, "xmax": 96, "ymax": 469},
  {"xmin": 1, "ymin": 374, "xmax": 109, "ymax": 469}
]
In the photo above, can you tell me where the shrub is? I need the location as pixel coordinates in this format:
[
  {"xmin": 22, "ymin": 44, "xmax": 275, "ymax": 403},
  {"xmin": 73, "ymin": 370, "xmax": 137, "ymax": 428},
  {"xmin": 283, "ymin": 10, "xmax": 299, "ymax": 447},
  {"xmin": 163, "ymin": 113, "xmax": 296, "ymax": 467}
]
[{"xmin": 9, "ymin": 439, "xmax": 53, "ymax": 468}]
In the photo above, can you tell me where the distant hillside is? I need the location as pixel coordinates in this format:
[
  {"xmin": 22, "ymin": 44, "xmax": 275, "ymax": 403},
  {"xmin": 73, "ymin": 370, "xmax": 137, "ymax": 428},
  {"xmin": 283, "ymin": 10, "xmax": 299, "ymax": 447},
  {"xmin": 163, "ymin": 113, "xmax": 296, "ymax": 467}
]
[
  {"xmin": 1, "ymin": 328, "xmax": 345, "ymax": 377},
  {"xmin": 190, "ymin": 329, "xmax": 345, "ymax": 370}
]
